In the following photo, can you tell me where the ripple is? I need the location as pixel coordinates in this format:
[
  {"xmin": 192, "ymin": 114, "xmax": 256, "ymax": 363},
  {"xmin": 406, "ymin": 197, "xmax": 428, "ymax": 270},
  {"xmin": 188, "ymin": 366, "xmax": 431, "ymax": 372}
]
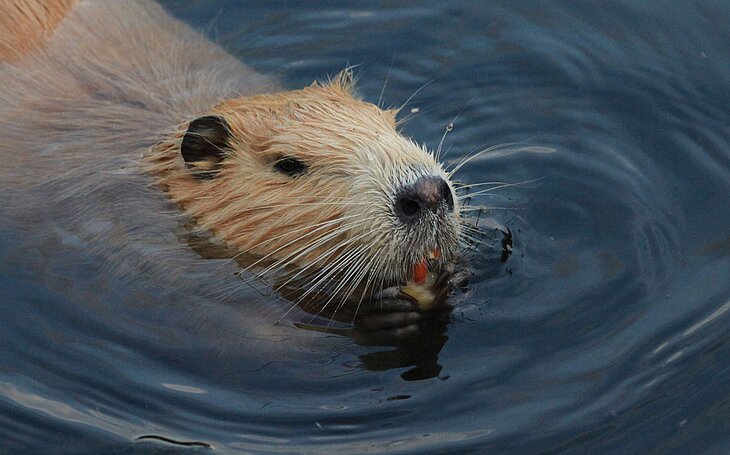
[{"xmin": 0, "ymin": 0, "xmax": 728, "ymax": 453}]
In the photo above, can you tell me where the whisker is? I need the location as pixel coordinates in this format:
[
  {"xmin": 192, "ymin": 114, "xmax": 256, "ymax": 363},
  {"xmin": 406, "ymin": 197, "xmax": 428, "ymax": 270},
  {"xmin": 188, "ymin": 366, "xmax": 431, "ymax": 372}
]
[
  {"xmin": 435, "ymin": 122, "xmax": 453, "ymax": 162},
  {"xmin": 255, "ymin": 221, "xmax": 365, "ymax": 278},
  {"xmin": 222, "ymin": 215, "xmax": 360, "ymax": 273},
  {"xmin": 396, "ymin": 77, "xmax": 437, "ymax": 112},
  {"xmin": 237, "ymin": 219, "xmax": 363, "ymax": 277},
  {"xmin": 327, "ymin": 255, "xmax": 376, "ymax": 329},
  {"xmin": 453, "ymin": 181, "xmax": 515, "ymax": 189},
  {"xmin": 378, "ymin": 58, "xmax": 393, "ymax": 109},
  {"xmin": 447, "ymin": 142, "xmax": 524, "ymax": 176},
  {"xmin": 315, "ymin": 246, "xmax": 372, "ymax": 320},
  {"xmin": 278, "ymin": 245, "xmax": 369, "ymax": 322},
  {"xmin": 271, "ymin": 229, "xmax": 371, "ymax": 292},
  {"xmin": 395, "ymin": 106, "xmax": 439, "ymax": 127},
  {"xmin": 350, "ymin": 246, "xmax": 386, "ymax": 323},
  {"xmin": 436, "ymin": 101, "xmax": 470, "ymax": 162},
  {"xmin": 459, "ymin": 205, "xmax": 518, "ymax": 212},
  {"xmin": 457, "ymin": 178, "xmax": 544, "ymax": 198}
]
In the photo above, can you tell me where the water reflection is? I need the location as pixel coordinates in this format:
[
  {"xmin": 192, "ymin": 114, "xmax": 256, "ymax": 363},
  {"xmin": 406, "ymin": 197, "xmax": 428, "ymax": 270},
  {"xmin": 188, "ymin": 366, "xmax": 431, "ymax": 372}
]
[{"xmin": 1, "ymin": 0, "xmax": 729, "ymax": 452}]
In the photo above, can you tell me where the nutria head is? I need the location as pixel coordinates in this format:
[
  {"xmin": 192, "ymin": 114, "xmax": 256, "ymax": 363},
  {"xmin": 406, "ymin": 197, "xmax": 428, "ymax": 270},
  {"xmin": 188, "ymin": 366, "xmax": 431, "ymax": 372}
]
[{"xmin": 146, "ymin": 69, "xmax": 461, "ymax": 298}]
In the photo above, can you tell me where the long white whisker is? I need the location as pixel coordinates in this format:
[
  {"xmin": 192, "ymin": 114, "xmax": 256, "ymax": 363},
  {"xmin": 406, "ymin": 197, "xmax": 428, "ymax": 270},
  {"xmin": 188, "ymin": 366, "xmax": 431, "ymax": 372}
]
[
  {"xmin": 397, "ymin": 77, "xmax": 437, "ymax": 112},
  {"xmin": 272, "ymin": 229, "xmax": 372, "ymax": 291},
  {"xmin": 316, "ymin": 246, "xmax": 372, "ymax": 320},
  {"xmin": 447, "ymin": 142, "xmax": 524, "ymax": 176},
  {"xmin": 276, "ymin": 244, "xmax": 369, "ymax": 323},
  {"xmin": 436, "ymin": 101, "xmax": 470, "ymax": 162},
  {"xmin": 215, "ymin": 215, "xmax": 360, "ymax": 271},
  {"xmin": 378, "ymin": 60, "xmax": 393, "ymax": 108},
  {"xmin": 238, "ymin": 218, "xmax": 363, "ymax": 277},
  {"xmin": 453, "ymin": 180, "xmax": 515, "ymax": 189},
  {"xmin": 457, "ymin": 178, "xmax": 544, "ymax": 198},
  {"xmin": 255, "ymin": 221, "xmax": 365, "ymax": 278}
]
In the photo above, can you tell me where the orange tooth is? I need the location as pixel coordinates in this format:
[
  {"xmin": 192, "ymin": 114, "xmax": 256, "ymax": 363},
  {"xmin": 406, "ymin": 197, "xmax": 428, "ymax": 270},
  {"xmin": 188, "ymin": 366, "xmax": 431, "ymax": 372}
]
[{"xmin": 413, "ymin": 258, "xmax": 428, "ymax": 284}]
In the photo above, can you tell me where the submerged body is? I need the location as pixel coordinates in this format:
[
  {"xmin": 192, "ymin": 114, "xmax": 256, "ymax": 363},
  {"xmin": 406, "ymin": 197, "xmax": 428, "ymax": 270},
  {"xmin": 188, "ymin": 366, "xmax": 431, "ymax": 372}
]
[
  {"xmin": 0, "ymin": 0, "xmax": 463, "ymax": 334},
  {"xmin": 0, "ymin": 0, "xmax": 276, "ymax": 296}
]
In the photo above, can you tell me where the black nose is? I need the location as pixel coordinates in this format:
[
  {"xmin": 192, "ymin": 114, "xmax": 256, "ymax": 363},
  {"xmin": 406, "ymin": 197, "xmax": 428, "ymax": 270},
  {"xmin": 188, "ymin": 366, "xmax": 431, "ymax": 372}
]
[{"xmin": 394, "ymin": 176, "xmax": 454, "ymax": 223}]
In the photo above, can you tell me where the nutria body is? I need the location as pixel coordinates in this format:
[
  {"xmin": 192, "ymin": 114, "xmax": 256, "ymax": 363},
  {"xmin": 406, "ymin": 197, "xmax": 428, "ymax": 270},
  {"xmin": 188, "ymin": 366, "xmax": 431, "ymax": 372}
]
[
  {"xmin": 0, "ymin": 0, "xmax": 463, "ymax": 334},
  {"xmin": 0, "ymin": 0, "xmax": 276, "ymax": 296}
]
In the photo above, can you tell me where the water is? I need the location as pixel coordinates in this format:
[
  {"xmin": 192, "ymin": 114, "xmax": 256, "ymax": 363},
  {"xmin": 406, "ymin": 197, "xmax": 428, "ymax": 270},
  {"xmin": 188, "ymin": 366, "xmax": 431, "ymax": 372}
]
[{"xmin": 1, "ymin": 1, "xmax": 729, "ymax": 453}]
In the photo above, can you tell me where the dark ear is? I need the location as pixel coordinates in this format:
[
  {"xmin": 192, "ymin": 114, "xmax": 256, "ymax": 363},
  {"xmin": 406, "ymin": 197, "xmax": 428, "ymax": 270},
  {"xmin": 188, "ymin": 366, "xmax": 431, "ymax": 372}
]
[{"xmin": 181, "ymin": 115, "xmax": 231, "ymax": 179}]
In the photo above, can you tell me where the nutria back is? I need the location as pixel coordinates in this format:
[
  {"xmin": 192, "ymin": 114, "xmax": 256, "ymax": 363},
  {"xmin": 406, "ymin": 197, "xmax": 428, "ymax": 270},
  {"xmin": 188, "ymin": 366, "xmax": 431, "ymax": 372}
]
[{"xmin": 0, "ymin": 0, "xmax": 279, "ymax": 303}]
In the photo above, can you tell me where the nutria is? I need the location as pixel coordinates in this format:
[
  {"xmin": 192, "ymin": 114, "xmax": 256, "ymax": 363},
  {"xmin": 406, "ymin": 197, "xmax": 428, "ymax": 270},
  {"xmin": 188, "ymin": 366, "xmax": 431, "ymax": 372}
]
[{"xmin": 0, "ymin": 0, "xmax": 469, "ymax": 339}]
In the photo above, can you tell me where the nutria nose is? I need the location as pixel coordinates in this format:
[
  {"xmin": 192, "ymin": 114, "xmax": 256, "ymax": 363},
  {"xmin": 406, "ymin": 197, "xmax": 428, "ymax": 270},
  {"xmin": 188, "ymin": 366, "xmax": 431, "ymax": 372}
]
[{"xmin": 394, "ymin": 176, "xmax": 454, "ymax": 223}]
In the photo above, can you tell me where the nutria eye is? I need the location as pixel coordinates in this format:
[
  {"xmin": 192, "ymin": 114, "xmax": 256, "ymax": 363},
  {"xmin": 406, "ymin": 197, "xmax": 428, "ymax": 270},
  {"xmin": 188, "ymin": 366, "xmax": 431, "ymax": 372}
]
[{"xmin": 274, "ymin": 157, "xmax": 307, "ymax": 176}]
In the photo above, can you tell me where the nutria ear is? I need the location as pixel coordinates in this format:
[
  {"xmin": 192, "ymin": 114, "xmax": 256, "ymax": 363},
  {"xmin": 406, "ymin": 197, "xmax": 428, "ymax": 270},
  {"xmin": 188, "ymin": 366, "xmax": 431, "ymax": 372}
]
[{"xmin": 181, "ymin": 115, "xmax": 231, "ymax": 179}]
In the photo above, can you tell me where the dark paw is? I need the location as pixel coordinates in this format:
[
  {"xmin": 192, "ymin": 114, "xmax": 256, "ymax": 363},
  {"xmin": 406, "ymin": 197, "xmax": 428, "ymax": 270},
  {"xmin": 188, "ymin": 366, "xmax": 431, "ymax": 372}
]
[
  {"xmin": 353, "ymin": 286, "xmax": 423, "ymax": 345},
  {"xmin": 449, "ymin": 267, "xmax": 473, "ymax": 289},
  {"xmin": 431, "ymin": 262, "xmax": 473, "ymax": 304}
]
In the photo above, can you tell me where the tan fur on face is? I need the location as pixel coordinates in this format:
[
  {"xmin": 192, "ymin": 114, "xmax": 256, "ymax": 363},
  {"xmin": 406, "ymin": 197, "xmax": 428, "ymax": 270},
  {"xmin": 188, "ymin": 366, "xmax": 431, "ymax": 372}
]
[{"xmin": 146, "ymin": 75, "xmax": 460, "ymax": 284}]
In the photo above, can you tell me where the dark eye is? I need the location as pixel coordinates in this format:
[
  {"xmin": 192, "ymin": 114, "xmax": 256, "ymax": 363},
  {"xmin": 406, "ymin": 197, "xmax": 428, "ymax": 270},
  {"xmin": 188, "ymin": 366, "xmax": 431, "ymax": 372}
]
[{"xmin": 274, "ymin": 157, "xmax": 308, "ymax": 176}]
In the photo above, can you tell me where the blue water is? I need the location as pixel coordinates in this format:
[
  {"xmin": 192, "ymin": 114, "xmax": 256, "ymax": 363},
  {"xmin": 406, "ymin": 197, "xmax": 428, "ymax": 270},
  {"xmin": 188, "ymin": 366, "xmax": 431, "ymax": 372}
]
[{"xmin": 1, "ymin": 1, "xmax": 729, "ymax": 453}]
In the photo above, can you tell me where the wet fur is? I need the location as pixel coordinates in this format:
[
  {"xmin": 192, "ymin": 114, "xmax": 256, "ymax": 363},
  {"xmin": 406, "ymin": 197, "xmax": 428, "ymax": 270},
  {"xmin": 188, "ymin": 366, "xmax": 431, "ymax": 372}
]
[
  {"xmin": 146, "ymin": 78, "xmax": 460, "ymax": 294},
  {"xmin": 0, "ymin": 0, "xmax": 460, "ymax": 321}
]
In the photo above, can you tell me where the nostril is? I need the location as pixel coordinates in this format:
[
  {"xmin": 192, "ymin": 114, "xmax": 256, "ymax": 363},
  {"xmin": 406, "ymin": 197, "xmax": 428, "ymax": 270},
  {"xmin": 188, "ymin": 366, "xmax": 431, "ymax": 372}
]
[
  {"xmin": 397, "ymin": 196, "xmax": 421, "ymax": 218},
  {"xmin": 394, "ymin": 175, "xmax": 454, "ymax": 223},
  {"xmin": 440, "ymin": 180, "xmax": 454, "ymax": 211}
]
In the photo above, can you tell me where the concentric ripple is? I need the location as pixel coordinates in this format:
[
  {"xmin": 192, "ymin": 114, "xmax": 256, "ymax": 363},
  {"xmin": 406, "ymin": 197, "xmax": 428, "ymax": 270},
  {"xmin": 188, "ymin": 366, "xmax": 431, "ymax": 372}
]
[{"xmin": 0, "ymin": 1, "xmax": 728, "ymax": 453}]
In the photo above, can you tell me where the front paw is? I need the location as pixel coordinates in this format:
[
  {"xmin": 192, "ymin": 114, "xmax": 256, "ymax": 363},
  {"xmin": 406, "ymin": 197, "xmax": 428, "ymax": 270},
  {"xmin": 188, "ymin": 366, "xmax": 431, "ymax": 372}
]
[
  {"xmin": 353, "ymin": 286, "xmax": 424, "ymax": 345},
  {"xmin": 412, "ymin": 261, "xmax": 473, "ymax": 308},
  {"xmin": 437, "ymin": 261, "xmax": 473, "ymax": 290}
]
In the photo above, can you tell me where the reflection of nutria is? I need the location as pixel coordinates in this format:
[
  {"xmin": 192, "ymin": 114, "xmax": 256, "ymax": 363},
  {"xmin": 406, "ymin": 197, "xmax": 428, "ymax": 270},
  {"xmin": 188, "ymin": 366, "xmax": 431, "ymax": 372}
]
[{"xmin": 0, "ymin": 0, "xmax": 469, "ymax": 337}]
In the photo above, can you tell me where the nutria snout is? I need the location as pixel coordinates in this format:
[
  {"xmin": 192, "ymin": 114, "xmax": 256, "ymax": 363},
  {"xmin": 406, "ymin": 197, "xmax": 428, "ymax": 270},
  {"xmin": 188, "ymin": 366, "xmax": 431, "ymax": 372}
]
[{"xmin": 394, "ymin": 175, "xmax": 455, "ymax": 223}]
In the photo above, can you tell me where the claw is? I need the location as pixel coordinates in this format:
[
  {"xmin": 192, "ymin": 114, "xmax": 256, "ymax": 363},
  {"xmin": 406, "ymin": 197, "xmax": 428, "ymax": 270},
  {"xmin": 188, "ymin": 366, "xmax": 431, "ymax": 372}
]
[
  {"xmin": 351, "ymin": 259, "xmax": 471, "ymax": 339},
  {"xmin": 433, "ymin": 269, "xmax": 451, "ymax": 290},
  {"xmin": 433, "ymin": 284, "xmax": 452, "ymax": 307},
  {"xmin": 354, "ymin": 285, "xmax": 422, "ymax": 335},
  {"xmin": 374, "ymin": 285, "xmax": 402, "ymax": 300},
  {"xmin": 450, "ymin": 269, "xmax": 473, "ymax": 288}
]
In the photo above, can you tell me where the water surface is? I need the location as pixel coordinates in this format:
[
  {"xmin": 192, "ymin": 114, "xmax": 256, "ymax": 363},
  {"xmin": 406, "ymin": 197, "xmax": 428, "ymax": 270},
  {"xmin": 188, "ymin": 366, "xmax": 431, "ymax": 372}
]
[{"xmin": 1, "ymin": 1, "xmax": 729, "ymax": 453}]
